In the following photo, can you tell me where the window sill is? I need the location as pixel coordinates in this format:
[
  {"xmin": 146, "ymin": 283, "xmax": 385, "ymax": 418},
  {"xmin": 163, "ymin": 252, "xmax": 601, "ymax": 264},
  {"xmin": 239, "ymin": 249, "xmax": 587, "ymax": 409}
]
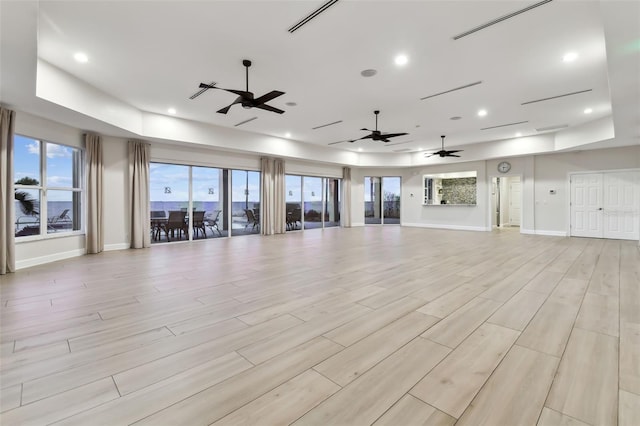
[{"xmin": 15, "ymin": 230, "xmax": 85, "ymax": 243}]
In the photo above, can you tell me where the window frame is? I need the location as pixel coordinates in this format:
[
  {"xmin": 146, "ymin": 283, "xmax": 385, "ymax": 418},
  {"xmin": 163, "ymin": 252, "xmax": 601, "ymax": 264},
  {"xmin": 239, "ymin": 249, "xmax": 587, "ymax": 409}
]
[{"xmin": 14, "ymin": 134, "xmax": 85, "ymax": 241}]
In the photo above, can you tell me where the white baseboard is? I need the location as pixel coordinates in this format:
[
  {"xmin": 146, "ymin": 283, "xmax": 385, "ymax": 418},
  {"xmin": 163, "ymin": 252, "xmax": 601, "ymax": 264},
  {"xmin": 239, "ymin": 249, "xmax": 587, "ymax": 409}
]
[
  {"xmin": 350, "ymin": 222, "xmax": 365, "ymax": 227},
  {"xmin": 520, "ymin": 228, "xmax": 567, "ymax": 237},
  {"xmin": 104, "ymin": 243, "xmax": 130, "ymax": 252},
  {"xmin": 403, "ymin": 223, "xmax": 488, "ymax": 232},
  {"xmin": 16, "ymin": 248, "xmax": 86, "ymax": 270}
]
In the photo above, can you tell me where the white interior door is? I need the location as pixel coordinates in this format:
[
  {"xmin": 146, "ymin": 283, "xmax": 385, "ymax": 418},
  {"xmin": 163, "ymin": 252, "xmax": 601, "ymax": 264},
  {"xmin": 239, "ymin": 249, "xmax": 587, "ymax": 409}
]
[
  {"xmin": 509, "ymin": 179, "xmax": 521, "ymax": 226},
  {"xmin": 571, "ymin": 173, "xmax": 603, "ymax": 238},
  {"xmin": 603, "ymin": 171, "xmax": 640, "ymax": 240}
]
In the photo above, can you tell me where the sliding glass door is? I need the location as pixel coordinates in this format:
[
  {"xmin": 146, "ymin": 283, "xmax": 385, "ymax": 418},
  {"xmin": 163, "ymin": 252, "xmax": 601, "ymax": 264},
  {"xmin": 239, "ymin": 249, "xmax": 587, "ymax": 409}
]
[
  {"xmin": 303, "ymin": 177, "xmax": 323, "ymax": 230},
  {"xmin": 231, "ymin": 170, "xmax": 261, "ymax": 236},
  {"xmin": 286, "ymin": 175, "xmax": 302, "ymax": 231},
  {"xmin": 364, "ymin": 176, "xmax": 401, "ymax": 225},
  {"xmin": 324, "ymin": 178, "xmax": 340, "ymax": 228}
]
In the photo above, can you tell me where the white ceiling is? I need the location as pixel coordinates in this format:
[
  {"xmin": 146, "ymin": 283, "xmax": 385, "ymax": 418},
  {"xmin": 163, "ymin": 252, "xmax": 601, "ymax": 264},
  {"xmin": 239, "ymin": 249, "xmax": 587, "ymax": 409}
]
[{"xmin": 1, "ymin": 0, "xmax": 638, "ymax": 160}]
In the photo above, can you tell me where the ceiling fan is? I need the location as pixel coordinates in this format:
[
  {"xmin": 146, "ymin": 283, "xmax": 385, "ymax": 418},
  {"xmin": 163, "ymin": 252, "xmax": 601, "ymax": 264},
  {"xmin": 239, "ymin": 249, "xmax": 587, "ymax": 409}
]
[
  {"xmin": 191, "ymin": 59, "xmax": 285, "ymax": 114},
  {"xmin": 425, "ymin": 135, "xmax": 463, "ymax": 157},
  {"xmin": 328, "ymin": 110, "xmax": 408, "ymax": 145}
]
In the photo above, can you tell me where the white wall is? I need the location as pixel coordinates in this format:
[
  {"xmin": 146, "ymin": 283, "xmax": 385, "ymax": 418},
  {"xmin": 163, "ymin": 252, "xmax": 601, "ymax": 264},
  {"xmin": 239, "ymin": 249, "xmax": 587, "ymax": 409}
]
[
  {"xmin": 533, "ymin": 146, "xmax": 640, "ymax": 234},
  {"xmin": 103, "ymin": 137, "xmax": 129, "ymax": 250}
]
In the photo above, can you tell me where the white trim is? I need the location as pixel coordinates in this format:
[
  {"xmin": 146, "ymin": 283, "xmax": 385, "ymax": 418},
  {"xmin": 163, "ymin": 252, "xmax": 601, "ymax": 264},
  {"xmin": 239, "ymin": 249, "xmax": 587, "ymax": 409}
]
[
  {"xmin": 487, "ymin": 172, "xmax": 524, "ymax": 231},
  {"xmin": 16, "ymin": 248, "xmax": 86, "ymax": 270},
  {"xmin": 403, "ymin": 222, "xmax": 488, "ymax": 232},
  {"xmin": 351, "ymin": 222, "xmax": 365, "ymax": 227},
  {"xmin": 104, "ymin": 243, "xmax": 130, "ymax": 252},
  {"xmin": 520, "ymin": 228, "xmax": 566, "ymax": 237}
]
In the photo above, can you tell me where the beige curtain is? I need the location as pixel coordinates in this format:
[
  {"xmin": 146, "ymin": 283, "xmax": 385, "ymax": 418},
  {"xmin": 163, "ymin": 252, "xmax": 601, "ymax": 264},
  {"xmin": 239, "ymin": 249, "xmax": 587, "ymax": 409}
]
[
  {"xmin": 342, "ymin": 167, "xmax": 352, "ymax": 227},
  {"xmin": 0, "ymin": 108, "xmax": 16, "ymax": 274},
  {"xmin": 260, "ymin": 157, "xmax": 274, "ymax": 235},
  {"xmin": 85, "ymin": 133, "xmax": 103, "ymax": 254},
  {"xmin": 273, "ymin": 158, "xmax": 286, "ymax": 234},
  {"xmin": 129, "ymin": 140, "xmax": 150, "ymax": 248}
]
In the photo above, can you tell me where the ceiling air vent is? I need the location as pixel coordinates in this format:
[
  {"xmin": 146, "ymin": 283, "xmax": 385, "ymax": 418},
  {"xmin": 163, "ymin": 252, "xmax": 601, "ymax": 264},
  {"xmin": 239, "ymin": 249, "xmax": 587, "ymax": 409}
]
[
  {"xmin": 420, "ymin": 81, "xmax": 482, "ymax": 101},
  {"xmin": 481, "ymin": 120, "xmax": 528, "ymax": 130},
  {"xmin": 234, "ymin": 117, "xmax": 258, "ymax": 127},
  {"xmin": 536, "ymin": 124, "xmax": 569, "ymax": 132},
  {"xmin": 288, "ymin": 0, "xmax": 339, "ymax": 33},
  {"xmin": 522, "ymin": 89, "xmax": 592, "ymax": 105},
  {"xmin": 453, "ymin": 0, "xmax": 553, "ymax": 40},
  {"xmin": 312, "ymin": 120, "xmax": 343, "ymax": 130}
]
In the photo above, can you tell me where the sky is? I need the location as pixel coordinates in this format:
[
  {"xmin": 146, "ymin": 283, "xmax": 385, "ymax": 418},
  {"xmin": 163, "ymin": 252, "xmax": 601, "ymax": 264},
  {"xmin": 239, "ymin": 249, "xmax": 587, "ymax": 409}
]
[{"xmin": 14, "ymin": 134, "xmax": 79, "ymax": 202}]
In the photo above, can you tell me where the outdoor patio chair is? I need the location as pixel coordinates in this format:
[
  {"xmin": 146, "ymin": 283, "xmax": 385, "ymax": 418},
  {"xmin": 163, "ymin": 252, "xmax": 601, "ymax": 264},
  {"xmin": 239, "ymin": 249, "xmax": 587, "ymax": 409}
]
[
  {"xmin": 245, "ymin": 209, "xmax": 259, "ymax": 231},
  {"xmin": 207, "ymin": 210, "xmax": 222, "ymax": 236},
  {"xmin": 192, "ymin": 210, "xmax": 207, "ymax": 238},
  {"xmin": 159, "ymin": 210, "xmax": 187, "ymax": 242}
]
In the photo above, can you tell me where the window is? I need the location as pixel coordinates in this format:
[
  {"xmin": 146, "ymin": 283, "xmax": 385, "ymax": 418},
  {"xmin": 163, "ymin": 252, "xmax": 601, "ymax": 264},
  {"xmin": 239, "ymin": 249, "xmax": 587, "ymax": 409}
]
[{"xmin": 14, "ymin": 135, "xmax": 83, "ymax": 238}]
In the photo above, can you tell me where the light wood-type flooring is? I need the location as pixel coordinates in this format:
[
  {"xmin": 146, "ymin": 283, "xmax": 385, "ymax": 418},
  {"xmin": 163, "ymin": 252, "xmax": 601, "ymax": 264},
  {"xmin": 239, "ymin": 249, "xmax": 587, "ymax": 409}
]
[{"xmin": 1, "ymin": 226, "xmax": 638, "ymax": 425}]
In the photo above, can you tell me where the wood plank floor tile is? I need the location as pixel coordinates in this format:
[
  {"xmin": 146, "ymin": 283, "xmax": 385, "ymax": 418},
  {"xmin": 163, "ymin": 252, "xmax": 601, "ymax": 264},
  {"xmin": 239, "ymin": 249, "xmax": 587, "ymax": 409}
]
[
  {"xmin": 135, "ymin": 337, "xmax": 342, "ymax": 426},
  {"xmin": 421, "ymin": 297, "xmax": 502, "ymax": 349},
  {"xmin": 620, "ymin": 321, "xmax": 640, "ymax": 395},
  {"xmin": 294, "ymin": 337, "xmax": 451, "ymax": 426},
  {"xmin": 416, "ymin": 282, "xmax": 485, "ymax": 319},
  {"xmin": 324, "ymin": 296, "xmax": 427, "ymax": 347},
  {"xmin": 53, "ymin": 352, "xmax": 253, "ymax": 426},
  {"xmin": 537, "ymin": 407, "xmax": 590, "ymax": 426},
  {"xmin": 20, "ymin": 316, "xmax": 255, "ymax": 403},
  {"xmin": 487, "ymin": 289, "xmax": 547, "ymax": 331},
  {"xmin": 522, "ymin": 269, "xmax": 565, "ymax": 295},
  {"xmin": 411, "ymin": 323, "xmax": 519, "ymax": 418},
  {"xmin": 0, "ymin": 377, "xmax": 119, "ymax": 426},
  {"xmin": 0, "ymin": 383, "xmax": 22, "ymax": 413},
  {"xmin": 517, "ymin": 297, "xmax": 582, "ymax": 357},
  {"xmin": 574, "ymin": 292, "xmax": 619, "ymax": 337},
  {"xmin": 113, "ymin": 315, "xmax": 301, "ymax": 396},
  {"xmin": 546, "ymin": 328, "xmax": 618, "ymax": 426},
  {"xmin": 456, "ymin": 345, "xmax": 559, "ymax": 426},
  {"xmin": 619, "ymin": 389, "xmax": 640, "ymax": 426},
  {"xmin": 373, "ymin": 395, "xmax": 456, "ymax": 426},
  {"xmin": 315, "ymin": 311, "xmax": 440, "ymax": 386},
  {"xmin": 238, "ymin": 304, "xmax": 370, "ymax": 365},
  {"xmin": 212, "ymin": 369, "xmax": 340, "ymax": 426}
]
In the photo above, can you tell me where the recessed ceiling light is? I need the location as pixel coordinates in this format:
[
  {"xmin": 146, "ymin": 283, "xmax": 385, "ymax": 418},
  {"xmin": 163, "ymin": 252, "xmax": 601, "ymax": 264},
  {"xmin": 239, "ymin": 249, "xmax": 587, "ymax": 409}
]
[
  {"xmin": 515, "ymin": 132, "xmax": 522, "ymax": 137},
  {"xmin": 285, "ymin": 132, "xmax": 291, "ymax": 138},
  {"xmin": 394, "ymin": 54, "xmax": 408, "ymax": 66},
  {"xmin": 73, "ymin": 52, "xmax": 88, "ymax": 63},
  {"xmin": 584, "ymin": 108, "xmax": 593, "ymax": 114},
  {"xmin": 358, "ymin": 148, "xmax": 363, "ymax": 152},
  {"xmin": 361, "ymin": 69, "xmax": 377, "ymax": 77},
  {"xmin": 563, "ymin": 52, "xmax": 578, "ymax": 62},
  {"xmin": 477, "ymin": 109, "xmax": 488, "ymax": 117},
  {"xmin": 168, "ymin": 108, "xmax": 176, "ymax": 115}
]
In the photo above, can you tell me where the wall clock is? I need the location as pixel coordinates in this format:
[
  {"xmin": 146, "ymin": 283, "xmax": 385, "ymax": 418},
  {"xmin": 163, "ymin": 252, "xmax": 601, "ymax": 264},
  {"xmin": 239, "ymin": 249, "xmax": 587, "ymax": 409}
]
[{"xmin": 498, "ymin": 161, "xmax": 511, "ymax": 173}]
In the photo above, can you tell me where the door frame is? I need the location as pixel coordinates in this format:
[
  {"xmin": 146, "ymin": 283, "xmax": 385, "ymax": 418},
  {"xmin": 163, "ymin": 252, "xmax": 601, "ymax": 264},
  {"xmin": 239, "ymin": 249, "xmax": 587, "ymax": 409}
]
[
  {"xmin": 567, "ymin": 168, "xmax": 640, "ymax": 240},
  {"xmin": 486, "ymin": 173, "xmax": 524, "ymax": 232}
]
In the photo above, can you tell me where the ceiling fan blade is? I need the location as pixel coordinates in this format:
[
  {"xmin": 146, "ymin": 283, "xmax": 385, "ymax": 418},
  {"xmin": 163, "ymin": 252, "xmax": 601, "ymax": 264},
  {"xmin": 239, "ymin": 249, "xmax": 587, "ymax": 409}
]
[
  {"xmin": 381, "ymin": 132, "xmax": 409, "ymax": 139},
  {"xmin": 217, "ymin": 104, "xmax": 233, "ymax": 114},
  {"xmin": 328, "ymin": 140, "xmax": 348, "ymax": 145},
  {"xmin": 253, "ymin": 103, "xmax": 285, "ymax": 114},
  {"xmin": 424, "ymin": 153, "xmax": 436, "ymax": 158},
  {"xmin": 360, "ymin": 128, "xmax": 373, "ymax": 132},
  {"xmin": 198, "ymin": 82, "xmax": 217, "ymax": 89},
  {"xmin": 253, "ymin": 90, "xmax": 285, "ymax": 105},
  {"xmin": 447, "ymin": 154, "xmax": 461, "ymax": 157},
  {"xmin": 218, "ymin": 88, "xmax": 252, "ymax": 98},
  {"xmin": 446, "ymin": 150, "xmax": 464, "ymax": 154}
]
